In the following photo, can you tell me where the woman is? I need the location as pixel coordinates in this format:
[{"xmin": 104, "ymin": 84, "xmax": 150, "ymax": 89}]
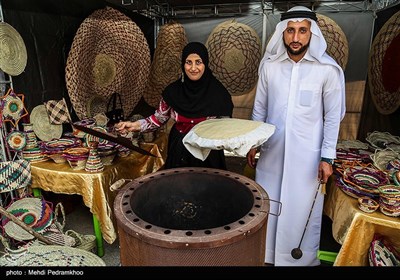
[{"xmin": 115, "ymin": 42, "xmax": 234, "ymax": 169}]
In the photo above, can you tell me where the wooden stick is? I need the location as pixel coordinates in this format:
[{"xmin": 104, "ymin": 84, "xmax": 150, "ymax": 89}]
[{"xmin": 0, "ymin": 206, "xmax": 55, "ymax": 245}]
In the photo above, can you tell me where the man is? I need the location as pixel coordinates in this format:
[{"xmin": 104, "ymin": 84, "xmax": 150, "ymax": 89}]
[{"xmin": 247, "ymin": 6, "xmax": 345, "ymax": 266}]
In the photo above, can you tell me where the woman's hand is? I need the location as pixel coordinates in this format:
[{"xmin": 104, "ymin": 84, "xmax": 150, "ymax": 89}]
[{"xmin": 114, "ymin": 121, "xmax": 140, "ymax": 134}]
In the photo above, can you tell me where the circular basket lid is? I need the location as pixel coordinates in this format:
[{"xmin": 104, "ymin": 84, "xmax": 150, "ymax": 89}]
[
  {"xmin": 368, "ymin": 9, "xmax": 400, "ymax": 115},
  {"xmin": 30, "ymin": 105, "xmax": 63, "ymax": 141},
  {"xmin": 316, "ymin": 13, "xmax": 349, "ymax": 70},
  {"xmin": 143, "ymin": 21, "xmax": 188, "ymax": 108},
  {"xmin": 206, "ymin": 20, "xmax": 262, "ymax": 96},
  {"xmin": 0, "ymin": 22, "xmax": 27, "ymax": 76},
  {"xmin": 3, "ymin": 197, "xmax": 52, "ymax": 241},
  {"xmin": 65, "ymin": 7, "xmax": 151, "ymax": 120}
]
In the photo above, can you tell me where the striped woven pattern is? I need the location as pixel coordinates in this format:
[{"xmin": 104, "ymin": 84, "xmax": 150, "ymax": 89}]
[{"xmin": 0, "ymin": 159, "xmax": 31, "ymax": 193}]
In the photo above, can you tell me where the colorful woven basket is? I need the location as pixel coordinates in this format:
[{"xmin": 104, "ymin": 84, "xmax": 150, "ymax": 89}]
[{"xmin": 2, "ymin": 197, "xmax": 53, "ymax": 241}]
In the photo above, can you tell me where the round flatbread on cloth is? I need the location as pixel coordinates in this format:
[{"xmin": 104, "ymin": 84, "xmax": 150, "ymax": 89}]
[
  {"xmin": 368, "ymin": 9, "xmax": 400, "ymax": 115},
  {"xmin": 30, "ymin": 105, "xmax": 63, "ymax": 141},
  {"xmin": 183, "ymin": 118, "xmax": 276, "ymax": 160},
  {"xmin": 65, "ymin": 7, "xmax": 151, "ymax": 120},
  {"xmin": 143, "ymin": 21, "xmax": 188, "ymax": 108},
  {"xmin": 317, "ymin": 13, "xmax": 349, "ymax": 70},
  {"xmin": 0, "ymin": 22, "xmax": 27, "ymax": 76},
  {"xmin": 206, "ymin": 20, "xmax": 262, "ymax": 96}
]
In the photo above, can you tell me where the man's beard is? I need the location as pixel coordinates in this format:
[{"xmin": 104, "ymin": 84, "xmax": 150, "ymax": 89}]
[{"xmin": 284, "ymin": 41, "xmax": 310, "ymax": 56}]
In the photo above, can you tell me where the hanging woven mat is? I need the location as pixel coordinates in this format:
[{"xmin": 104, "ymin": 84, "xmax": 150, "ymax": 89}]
[
  {"xmin": 0, "ymin": 22, "xmax": 27, "ymax": 76},
  {"xmin": 65, "ymin": 6, "xmax": 151, "ymax": 119},
  {"xmin": 143, "ymin": 21, "xmax": 188, "ymax": 108},
  {"xmin": 206, "ymin": 20, "xmax": 262, "ymax": 96},
  {"xmin": 368, "ymin": 9, "xmax": 400, "ymax": 115},
  {"xmin": 316, "ymin": 13, "xmax": 349, "ymax": 70}
]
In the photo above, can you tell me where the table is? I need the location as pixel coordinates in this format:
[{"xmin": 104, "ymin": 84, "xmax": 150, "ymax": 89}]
[
  {"xmin": 323, "ymin": 178, "xmax": 400, "ymax": 266},
  {"xmin": 30, "ymin": 133, "xmax": 167, "ymax": 256}
]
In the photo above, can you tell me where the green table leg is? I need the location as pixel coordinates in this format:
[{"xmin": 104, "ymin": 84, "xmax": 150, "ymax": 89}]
[
  {"xmin": 32, "ymin": 188, "xmax": 42, "ymax": 197},
  {"xmin": 92, "ymin": 214, "xmax": 104, "ymax": 257}
]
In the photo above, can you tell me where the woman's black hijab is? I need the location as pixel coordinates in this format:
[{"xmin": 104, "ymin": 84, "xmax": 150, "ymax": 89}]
[{"xmin": 162, "ymin": 42, "xmax": 233, "ymax": 118}]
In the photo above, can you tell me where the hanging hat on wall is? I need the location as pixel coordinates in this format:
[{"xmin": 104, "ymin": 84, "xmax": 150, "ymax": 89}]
[
  {"xmin": 316, "ymin": 13, "xmax": 349, "ymax": 70},
  {"xmin": 143, "ymin": 21, "xmax": 188, "ymax": 108},
  {"xmin": 206, "ymin": 20, "xmax": 262, "ymax": 96},
  {"xmin": 65, "ymin": 7, "xmax": 151, "ymax": 120},
  {"xmin": 368, "ymin": 9, "xmax": 400, "ymax": 115},
  {"xmin": 0, "ymin": 22, "xmax": 27, "ymax": 76}
]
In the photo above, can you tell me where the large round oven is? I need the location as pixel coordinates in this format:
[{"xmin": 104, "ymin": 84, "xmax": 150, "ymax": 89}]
[{"xmin": 114, "ymin": 167, "xmax": 269, "ymax": 266}]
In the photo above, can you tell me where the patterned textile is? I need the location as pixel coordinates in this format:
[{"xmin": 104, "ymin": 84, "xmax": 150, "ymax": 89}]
[
  {"xmin": 44, "ymin": 98, "xmax": 71, "ymax": 124},
  {"xmin": 0, "ymin": 159, "xmax": 31, "ymax": 193}
]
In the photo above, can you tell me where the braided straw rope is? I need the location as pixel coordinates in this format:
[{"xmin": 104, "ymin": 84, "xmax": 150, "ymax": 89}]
[
  {"xmin": 143, "ymin": 21, "xmax": 188, "ymax": 108},
  {"xmin": 206, "ymin": 20, "xmax": 262, "ymax": 96},
  {"xmin": 65, "ymin": 7, "xmax": 150, "ymax": 119},
  {"xmin": 368, "ymin": 9, "xmax": 400, "ymax": 114}
]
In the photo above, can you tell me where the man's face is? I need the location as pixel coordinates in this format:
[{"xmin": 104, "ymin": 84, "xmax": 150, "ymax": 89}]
[{"xmin": 283, "ymin": 19, "xmax": 312, "ymax": 61}]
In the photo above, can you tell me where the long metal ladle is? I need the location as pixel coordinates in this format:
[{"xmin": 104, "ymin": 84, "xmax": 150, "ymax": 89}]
[{"xmin": 291, "ymin": 182, "xmax": 324, "ymax": 259}]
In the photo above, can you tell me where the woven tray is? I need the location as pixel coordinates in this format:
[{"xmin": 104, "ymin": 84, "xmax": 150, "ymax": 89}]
[{"xmin": 0, "ymin": 245, "xmax": 105, "ymax": 266}]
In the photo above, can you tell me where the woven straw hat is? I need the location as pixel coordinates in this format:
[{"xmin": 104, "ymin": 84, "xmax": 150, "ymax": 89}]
[
  {"xmin": 0, "ymin": 22, "xmax": 27, "ymax": 76},
  {"xmin": 65, "ymin": 7, "xmax": 151, "ymax": 120},
  {"xmin": 317, "ymin": 14, "xmax": 349, "ymax": 70},
  {"xmin": 368, "ymin": 10, "xmax": 400, "ymax": 115},
  {"xmin": 206, "ymin": 20, "xmax": 262, "ymax": 96},
  {"xmin": 143, "ymin": 21, "xmax": 188, "ymax": 108}
]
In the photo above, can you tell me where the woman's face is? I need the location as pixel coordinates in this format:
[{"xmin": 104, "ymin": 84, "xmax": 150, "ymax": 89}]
[{"xmin": 184, "ymin": 53, "xmax": 205, "ymax": 81}]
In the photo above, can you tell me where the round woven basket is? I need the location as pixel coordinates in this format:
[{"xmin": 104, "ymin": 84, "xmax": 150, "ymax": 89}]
[
  {"xmin": 65, "ymin": 7, "xmax": 151, "ymax": 120},
  {"xmin": 143, "ymin": 21, "xmax": 188, "ymax": 108},
  {"xmin": 206, "ymin": 20, "xmax": 262, "ymax": 96},
  {"xmin": 316, "ymin": 13, "xmax": 349, "ymax": 71},
  {"xmin": 368, "ymin": 9, "xmax": 400, "ymax": 115}
]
